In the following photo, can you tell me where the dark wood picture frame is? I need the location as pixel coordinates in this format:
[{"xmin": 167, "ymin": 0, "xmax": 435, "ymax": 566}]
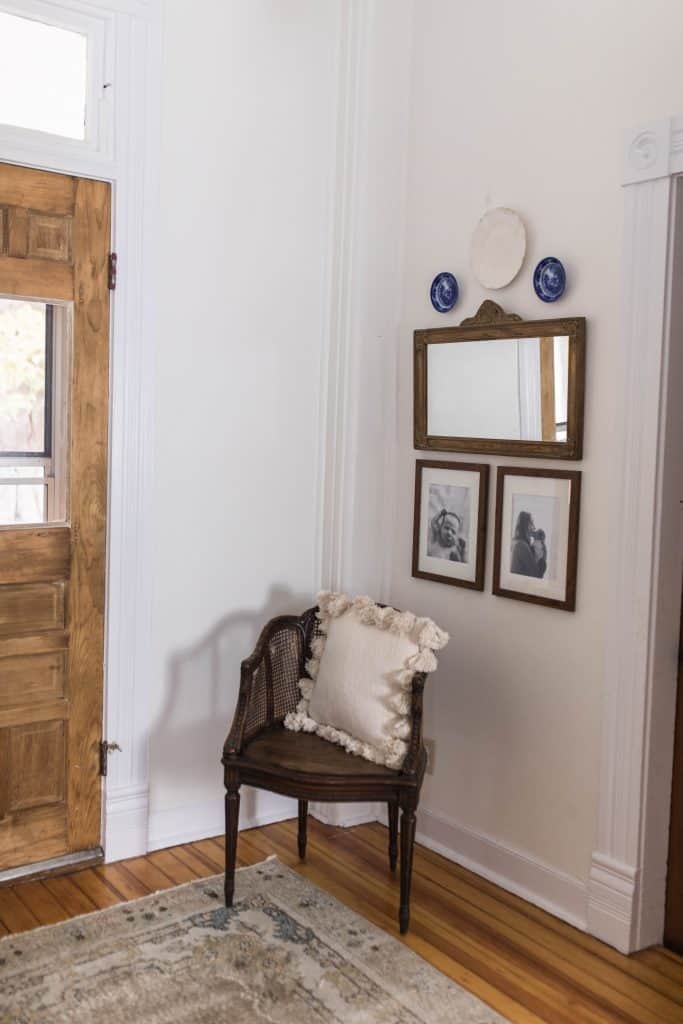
[
  {"xmin": 492, "ymin": 466, "xmax": 582, "ymax": 611},
  {"xmin": 414, "ymin": 300, "xmax": 586, "ymax": 460},
  {"xmin": 412, "ymin": 459, "xmax": 489, "ymax": 591}
]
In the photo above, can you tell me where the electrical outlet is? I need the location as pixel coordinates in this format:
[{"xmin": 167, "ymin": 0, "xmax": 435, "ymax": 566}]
[{"xmin": 424, "ymin": 738, "xmax": 435, "ymax": 775}]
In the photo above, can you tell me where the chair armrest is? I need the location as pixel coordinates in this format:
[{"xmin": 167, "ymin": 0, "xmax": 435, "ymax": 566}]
[
  {"xmin": 223, "ymin": 613, "xmax": 308, "ymax": 758},
  {"xmin": 401, "ymin": 672, "xmax": 428, "ymax": 776}
]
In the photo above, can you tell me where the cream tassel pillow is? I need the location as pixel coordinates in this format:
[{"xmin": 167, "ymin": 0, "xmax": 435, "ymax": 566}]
[{"xmin": 284, "ymin": 592, "xmax": 448, "ymax": 769}]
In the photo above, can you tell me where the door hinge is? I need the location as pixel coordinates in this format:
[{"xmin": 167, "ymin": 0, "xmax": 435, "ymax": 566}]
[
  {"xmin": 108, "ymin": 252, "xmax": 117, "ymax": 290},
  {"xmin": 99, "ymin": 740, "xmax": 122, "ymax": 777}
]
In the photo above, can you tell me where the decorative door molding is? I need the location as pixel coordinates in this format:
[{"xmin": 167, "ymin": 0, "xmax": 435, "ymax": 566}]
[
  {"xmin": 313, "ymin": 0, "xmax": 413, "ymax": 828},
  {"xmin": 588, "ymin": 116, "xmax": 683, "ymax": 952},
  {"xmin": 316, "ymin": 0, "xmax": 413, "ymax": 603}
]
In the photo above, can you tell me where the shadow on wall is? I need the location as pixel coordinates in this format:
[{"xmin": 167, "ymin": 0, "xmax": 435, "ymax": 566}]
[{"xmin": 149, "ymin": 585, "xmax": 312, "ymax": 829}]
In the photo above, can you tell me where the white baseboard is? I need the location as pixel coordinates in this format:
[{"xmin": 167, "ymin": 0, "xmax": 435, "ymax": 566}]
[
  {"xmin": 311, "ymin": 802, "xmax": 381, "ymax": 828},
  {"xmin": 586, "ymin": 853, "xmax": 638, "ymax": 953},
  {"xmin": 105, "ymin": 786, "xmax": 379, "ymax": 862},
  {"xmin": 146, "ymin": 790, "xmax": 298, "ymax": 853},
  {"xmin": 104, "ymin": 784, "xmax": 150, "ymax": 863},
  {"xmin": 405, "ymin": 807, "xmax": 588, "ymax": 931},
  {"xmin": 108, "ymin": 787, "xmax": 589, "ymax": 935}
]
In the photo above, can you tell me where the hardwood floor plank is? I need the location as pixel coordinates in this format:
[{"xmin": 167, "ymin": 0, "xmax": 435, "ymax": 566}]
[
  {"xmin": 12, "ymin": 881, "xmax": 70, "ymax": 926},
  {"xmin": 209, "ymin": 832, "xmax": 248, "ymax": 869},
  {"xmin": 170, "ymin": 844, "xmax": 217, "ymax": 878},
  {"xmin": 43, "ymin": 874, "xmax": 97, "ymax": 918},
  {"xmin": 69, "ymin": 868, "xmax": 124, "ymax": 909},
  {"xmin": 0, "ymin": 887, "xmax": 40, "ymax": 933},
  {"xmin": 147, "ymin": 849, "xmax": 199, "ymax": 885},
  {"xmin": 206, "ymin": 837, "xmax": 234, "ymax": 865},
  {"xmin": 237, "ymin": 834, "xmax": 273, "ymax": 867},
  {"xmin": 120, "ymin": 857, "xmax": 175, "ymax": 894},
  {"xmin": 634, "ymin": 947, "xmax": 683, "ymax": 988},
  {"xmin": 191, "ymin": 838, "xmax": 226, "ymax": 873},
  {"xmin": 93, "ymin": 863, "xmax": 150, "ymax": 901},
  {"xmin": 659, "ymin": 947, "xmax": 683, "ymax": 965}
]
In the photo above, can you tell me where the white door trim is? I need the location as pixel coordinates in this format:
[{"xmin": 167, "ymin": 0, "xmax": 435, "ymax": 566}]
[
  {"xmin": 0, "ymin": 0, "xmax": 162, "ymax": 862},
  {"xmin": 312, "ymin": 0, "xmax": 413, "ymax": 828},
  {"xmin": 588, "ymin": 116, "xmax": 683, "ymax": 952}
]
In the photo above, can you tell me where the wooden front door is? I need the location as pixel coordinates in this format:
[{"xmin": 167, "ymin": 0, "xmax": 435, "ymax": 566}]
[
  {"xmin": 665, "ymin": 582, "xmax": 683, "ymax": 952},
  {"xmin": 0, "ymin": 162, "xmax": 110, "ymax": 874}
]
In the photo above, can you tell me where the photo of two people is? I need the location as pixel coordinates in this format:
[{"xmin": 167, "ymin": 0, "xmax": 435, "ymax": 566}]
[{"xmin": 509, "ymin": 493, "xmax": 559, "ymax": 580}]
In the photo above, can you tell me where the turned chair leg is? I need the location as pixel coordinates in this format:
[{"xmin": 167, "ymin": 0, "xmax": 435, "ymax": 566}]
[
  {"xmin": 298, "ymin": 800, "xmax": 308, "ymax": 859},
  {"xmin": 388, "ymin": 801, "xmax": 399, "ymax": 871},
  {"xmin": 224, "ymin": 781, "xmax": 241, "ymax": 907},
  {"xmin": 399, "ymin": 803, "xmax": 417, "ymax": 934}
]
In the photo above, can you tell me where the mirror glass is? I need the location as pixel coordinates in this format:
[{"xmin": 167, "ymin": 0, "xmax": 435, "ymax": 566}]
[{"xmin": 427, "ymin": 335, "xmax": 569, "ymax": 442}]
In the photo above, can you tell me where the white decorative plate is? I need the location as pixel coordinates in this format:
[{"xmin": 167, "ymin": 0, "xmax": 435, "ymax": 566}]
[{"xmin": 470, "ymin": 207, "xmax": 527, "ymax": 289}]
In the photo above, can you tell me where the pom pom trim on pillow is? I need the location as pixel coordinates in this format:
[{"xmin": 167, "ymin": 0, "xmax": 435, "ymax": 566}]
[{"xmin": 283, "ymin": 591, "xmax": 448, "ymax": 769}]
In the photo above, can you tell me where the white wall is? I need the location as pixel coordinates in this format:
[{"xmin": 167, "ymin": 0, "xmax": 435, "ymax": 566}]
[
  {"xmin": 148, "ymin": 0, "xmax": 342, "ymax": 848},
  {"xmin": 139, "ymin": 0, "xmax": 682, "ymax": 927},
  {"xmin": 384, "ymin": 0, "xmax": 683, "ymax": 920}
]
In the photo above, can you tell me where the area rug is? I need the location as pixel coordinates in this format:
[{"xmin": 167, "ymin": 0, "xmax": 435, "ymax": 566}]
[{"xmin": 0, "ymin": 857, "xmax": 504, "ymax": 1023}]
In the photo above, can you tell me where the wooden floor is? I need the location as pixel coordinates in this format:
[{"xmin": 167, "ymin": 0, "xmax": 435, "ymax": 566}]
[{"xmin": 1, "ymin": 819, "xmax": 682, "ymax": 1023}]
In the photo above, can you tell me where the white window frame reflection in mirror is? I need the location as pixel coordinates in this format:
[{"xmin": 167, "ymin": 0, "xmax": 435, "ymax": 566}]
[
  {"xmin": 0, "ymin": 0, "xmax": 113, "ymax": 163},
  {"xmin": 517, "ymin": 338, "xmax": 542, "ymax": 440}
]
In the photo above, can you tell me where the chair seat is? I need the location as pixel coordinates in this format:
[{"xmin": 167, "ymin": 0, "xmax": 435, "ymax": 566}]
[{"xmin": 242, "ymin": 725, "xmax": 400, "ymax": 778}]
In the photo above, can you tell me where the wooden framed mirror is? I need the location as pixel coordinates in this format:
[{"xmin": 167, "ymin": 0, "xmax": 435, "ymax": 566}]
[{"xmin": 414, "ymin": 301, "xmax": 586, "ymax": 459}]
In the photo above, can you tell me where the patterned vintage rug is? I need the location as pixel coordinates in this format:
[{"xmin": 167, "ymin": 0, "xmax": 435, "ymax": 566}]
[{"xmin": 0, "ymin": 857, "xmax": 504, "ymax": 1023}]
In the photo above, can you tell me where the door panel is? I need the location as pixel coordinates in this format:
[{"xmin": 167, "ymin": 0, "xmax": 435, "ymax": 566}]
[
  {"xmin": 0, "ymin": 162, "xmax": 109, "ymax": 873},
  {"xmin": 0, "ymin": 583, "xmax": 65, "ymax": 637},
  {"xmin": 0, "ymin": 528, "xmax": 70, "ymax": 584},
  {"xmin": 28, "ymin": 213, "xmax": 72, "ymax": 263},
  {"xmin": 0, "ymin": 255, "xmax": 72, "ymax": 299},
  {"xmin": 9, "ymin": 720, "xmax": 66, "ymax": 811},
  {"xmin": 0, "ymin": 651, "xmax": 66, "ymax": 709}
]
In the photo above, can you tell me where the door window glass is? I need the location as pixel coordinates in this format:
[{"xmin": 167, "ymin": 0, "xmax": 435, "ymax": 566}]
[{"xmin": 0, "ymin": 298, "xmax": 68, "ymax": 524}]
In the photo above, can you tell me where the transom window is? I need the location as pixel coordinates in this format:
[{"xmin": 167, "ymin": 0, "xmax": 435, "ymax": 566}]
[{"xmin": 0, "ymin": 9, "xmax": 88, "ymax": 140}]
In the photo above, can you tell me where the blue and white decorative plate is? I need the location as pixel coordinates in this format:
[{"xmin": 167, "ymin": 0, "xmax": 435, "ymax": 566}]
[
  {"xmin": 430, "ymin": 272, "xmax": 459, "ymax": 313},
  {"xmin": 533, "ymin": 257, "xmax": 566, "ymax": 302}
]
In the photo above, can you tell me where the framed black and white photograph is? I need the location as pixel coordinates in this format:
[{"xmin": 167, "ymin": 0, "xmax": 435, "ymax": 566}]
[
  {"xmin": 412, "ymin": 460, "xmax": 489, "ymax": 590},
  {"xmin": 493, "ymin": 467, "xmax": 581, "ymax": 611}
]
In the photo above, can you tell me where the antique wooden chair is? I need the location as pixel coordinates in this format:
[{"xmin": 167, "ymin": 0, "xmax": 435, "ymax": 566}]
[{"xmin": 222, "ymin": 606, "xmax": 432, "ymax": 933}]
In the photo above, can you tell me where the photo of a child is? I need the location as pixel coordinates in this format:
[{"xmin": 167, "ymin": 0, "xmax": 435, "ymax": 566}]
[{"xmin": 426, "ymin": 483, "xmax": 470, "ymax": 564}]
